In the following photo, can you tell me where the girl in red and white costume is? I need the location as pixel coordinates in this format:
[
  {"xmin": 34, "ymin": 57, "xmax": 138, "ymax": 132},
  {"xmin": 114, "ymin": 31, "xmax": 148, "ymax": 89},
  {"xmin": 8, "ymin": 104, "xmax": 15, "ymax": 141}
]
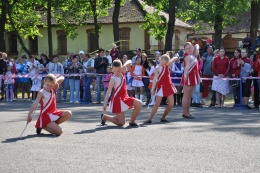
[
  {"xmin": 101, "ymin": 60, "xmax": 142, "ymax": 126},
  {"xmin": 144, "ymin": 54, "xmax": 177, "ymax": 123},
  {"xmin": 27, "ymin": 74, "xmax": 72, "ymax": 135},
  {"xmin": 181, "ymin": 43, "xmax": 200, "ymax": 118}
]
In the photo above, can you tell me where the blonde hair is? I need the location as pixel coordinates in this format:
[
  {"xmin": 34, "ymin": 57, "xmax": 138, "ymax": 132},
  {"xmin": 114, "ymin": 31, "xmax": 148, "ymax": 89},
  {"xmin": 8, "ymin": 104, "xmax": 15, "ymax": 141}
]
[
  {"xmin": 161, "ymin": 54, "xmax": 170, "ymax": 63},
  {"xmin": 141, "ymin": 53, "xmax": 147, "ymax": 57},
  {"xmin": 44, "ymin": 74, "xmax": 57, "ymax": 83},
  {"xmin": 184, "ymin": 42, "xmax": 193, "ymax": 48}
]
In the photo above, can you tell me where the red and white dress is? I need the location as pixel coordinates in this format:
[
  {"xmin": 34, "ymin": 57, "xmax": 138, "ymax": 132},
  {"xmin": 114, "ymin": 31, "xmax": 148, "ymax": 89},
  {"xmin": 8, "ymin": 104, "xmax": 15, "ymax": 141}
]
[
  {"xmin": 181, "ymin": 55, "xmax": 200, "ymax": 86},
  {"xmin": 108, "ymin": 73, "xmax": 135, "ymax": 113},
  {"xmin": 156, "ymin": 65, "xmax": 177, "ymax": 97},
  {"xmin": 35, "ymin": 89, "xmax": 64, "ymax": 128}
]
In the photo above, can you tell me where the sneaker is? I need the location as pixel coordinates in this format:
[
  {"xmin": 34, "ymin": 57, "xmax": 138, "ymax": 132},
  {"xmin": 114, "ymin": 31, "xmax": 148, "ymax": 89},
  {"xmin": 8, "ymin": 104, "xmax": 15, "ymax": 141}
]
[
  {"xmin": 70, "ymin": 101, "xmax": 73, "ymax": 103},
  {"xmin": 74, "ymin": 101, "xmax": 80, "ymax": 104},
  {"xmin": 100, "ymin": 114, "xmax": 106, "ymax": 126},
  {"xmin": 36, "ymin": 128, "xmax": 42, "ymax": 135},
  {"xmin": 129, "ymin": 122, "xmax": 138, "ymax": 126},
  {"xmin": 61, "ymin": 98, "xmax": 65, "ymax": 101},
  {"xmin": 144, "ymin": 119, "xmax": 152, "ymax": 124},
  {"xmin": 31, "ymin": 100, "xmax": 35, "ymax": 103},
  {"xmin": 160, "ymin": 119, "xmax": 169, "ymax": 123},
  {"xmin": 201, "ymin": 98, "xmax": 206, "ymax": 105}
]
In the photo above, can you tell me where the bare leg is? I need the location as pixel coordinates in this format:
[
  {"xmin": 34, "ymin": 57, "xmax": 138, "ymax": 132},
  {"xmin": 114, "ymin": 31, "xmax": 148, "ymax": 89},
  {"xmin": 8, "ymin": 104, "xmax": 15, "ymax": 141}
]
[
  {"xmin": 103, "ymin": 112, "xmax": 125, "ymax": 126},
  {"xmin": 182, "ymin": 86, "xmax": 195, "ymax": 116},
  {"xmin": 161, "ymin": 95, "xmax": 174, "ymax": 120},
  {"xmin": 21, "ymin": 83, "xmax": 25, "ymax": 99},
  {"xmin": 129, "ymin": 99, "xmax": 142, "ymax": 124},
  {"xmin": 147, "ymin": 96, "xmax": 162, "ymax": 121},
  {"xmin": 55, "ymin": 110, "xmax": 72, "ymax": 124},
  {"xmin": 43, "ymin": 122, "xmax": 63, "ymax": 136},
  {"xmin": 216, "ymin": 92, "xmax": 221, "ymax": 107}
]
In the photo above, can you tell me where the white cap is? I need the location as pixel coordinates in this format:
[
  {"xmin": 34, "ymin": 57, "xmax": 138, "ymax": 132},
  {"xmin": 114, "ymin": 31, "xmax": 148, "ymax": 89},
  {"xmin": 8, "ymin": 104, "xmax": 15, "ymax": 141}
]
[{"xmin": 79, "ymin": 50, "xmax": 84, "ymax": 54}]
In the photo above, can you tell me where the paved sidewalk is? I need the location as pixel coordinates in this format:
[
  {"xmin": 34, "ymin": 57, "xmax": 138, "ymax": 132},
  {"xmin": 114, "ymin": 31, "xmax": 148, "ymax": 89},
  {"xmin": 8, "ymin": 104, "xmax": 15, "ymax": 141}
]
[{"xmin": 0, "ymin": 101, "xmax": 259, "ymax": 173}]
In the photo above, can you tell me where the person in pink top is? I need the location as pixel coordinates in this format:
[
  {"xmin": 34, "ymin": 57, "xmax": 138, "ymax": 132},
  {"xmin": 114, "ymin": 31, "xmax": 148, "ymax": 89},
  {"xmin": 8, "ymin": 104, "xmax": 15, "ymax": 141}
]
[{"xmin": 102, "ymin": 66, "xmax": 113, "ymax": 97}]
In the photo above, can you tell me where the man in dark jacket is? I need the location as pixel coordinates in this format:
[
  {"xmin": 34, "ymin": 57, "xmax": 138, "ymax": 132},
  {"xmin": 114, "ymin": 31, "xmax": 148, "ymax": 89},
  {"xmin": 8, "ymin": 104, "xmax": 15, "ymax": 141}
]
[
  {"xmin": 0, "ymin": 52, "xmax": 7, "ymax": 101},
  {"xmin": 94, "ymin": 48, "xmax": 108, "ymax": 104}
]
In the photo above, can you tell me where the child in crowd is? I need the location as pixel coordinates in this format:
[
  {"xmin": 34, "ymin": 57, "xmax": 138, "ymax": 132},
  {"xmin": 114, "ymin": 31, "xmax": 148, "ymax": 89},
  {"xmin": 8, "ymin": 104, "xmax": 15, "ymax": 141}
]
[
  {"xmin": 30, "ymin": 69, "xmax": 42, "ymax": 102},
  {"xmin": 27, "ymin": 74, "xmax": 72, "ymax": 136},
  {"xmin": 146, "ymin": 60, "xmax": 156, "ymax": 106},
  {"xmin": 144, "ymin": 54, "xmax": 177, "ymax": 123},
  {"xmin": 126, "ymin": 65, "xmax": 134, "ymax": 97},
  {"xmin": 48, "ymin": 55, "xmax": 64, "ymax": 102},
  {"xmin": 4, "ymin": 64, "xmax": 15, "ymax": 102},
  {"xmin": 19, "ymin": 55, "xmax": 31, "ymax": 101},
  {"xmin": 101, "ymin": 60, "xmax": 142, "ymax": 126},
  {"xmin": 130, "ymin": 57, "xmax": 145, "ymax": 104},
  {"xmin": 103, "ymin": 66, "xmax": 113, "ymax": 97}
]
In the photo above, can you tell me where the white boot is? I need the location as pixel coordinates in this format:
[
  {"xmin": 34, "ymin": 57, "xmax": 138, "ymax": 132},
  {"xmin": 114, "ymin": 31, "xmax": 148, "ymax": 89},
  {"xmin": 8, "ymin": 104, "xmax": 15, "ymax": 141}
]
[
  {"xmin": 148, "ymin": 95, "xmax": 156, "ymax": 106},
  {"xmin": 140, "ymin": 94, "xmax": 145, "ymax": 105},
  {"xmin": 135, "ymin": 94, "xmax": 139, "ymax": 99}
]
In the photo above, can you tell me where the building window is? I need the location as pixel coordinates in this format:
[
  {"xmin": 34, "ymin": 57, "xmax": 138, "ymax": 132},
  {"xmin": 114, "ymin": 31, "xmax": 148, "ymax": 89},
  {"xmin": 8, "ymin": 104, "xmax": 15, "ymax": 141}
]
[
  {"xmin": 86, "ymin": 29, "xmax": 96, "ymax": 53},
  {"xmin": 29, "ymin": 36, "xmax": 38, "ymax": 54},
  {"xmin": 8, "ymin": 34, "xmax": 18, "ymax": 54},
  {"xmin": 57, "ymin": 30, "xmax": 67, "ymax": 55},
  {"xmin": 119, "ymin": 28, "xmax": 131, "ymax": 51}
]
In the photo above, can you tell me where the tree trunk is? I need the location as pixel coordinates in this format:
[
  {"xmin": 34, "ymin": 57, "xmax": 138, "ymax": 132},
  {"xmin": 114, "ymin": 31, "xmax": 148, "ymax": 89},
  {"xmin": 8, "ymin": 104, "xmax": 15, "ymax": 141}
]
[
  {"xmin": 213, "ymin": 2, "xmax": 224, "ymax": 49},
  {"xmin": 7, "ymin": 3, "xmax": 31, "ymax": 56},
  {"xmin": 250, "ymin": 1, "xmax": 260, "ymax": 46},
  {"xmin": 90, "ymin": 1, "xmax": 99, "ymax": 51},
  {"xmin": 112, "ymin": 0, "xmax": 121, "ymax": 49},
  {"xmin": 0, "ymin": 4, "xmax": 7, "ymax": 52},
  {"xmin": 164, "ymin": 0, "xmax": 175, "ymax": 52},
  {"xmin": 47, "ymin": 0, "xmax": 53, "ymax": 58}
]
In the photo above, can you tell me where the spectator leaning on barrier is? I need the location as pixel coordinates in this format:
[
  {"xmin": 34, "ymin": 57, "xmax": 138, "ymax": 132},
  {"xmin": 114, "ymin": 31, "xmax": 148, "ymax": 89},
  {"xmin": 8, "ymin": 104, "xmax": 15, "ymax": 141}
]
[
  {"xmin": 105, "ymin": 50, "xmax": 112, "ymax": 65},
  {"xmin": 201, "ymin": 46, "xmax": 216, "ymax": 106},
  {"xmin": 239, "ymin": 48, "xmax": 253, "ymax": 108},
  {"xmin": 68, "ymin": 54, "xmax": 82, "ymax": 103},
  {"xmin": 39, "ymin": 53, "xmax": 50, "ymax": 86},
  {"xmin": 19, "ymin": 55, "xmax": 31, "ymax": 101},
  {"xmin": 48, "ymin": 55, "xmax": 64, "ymax": 103},
  {"xmin": 0, "ymin": 52, "xmax": 7, "ymax": 101},
  {"xmin": 94, "ymin": 48, "xmax": 108, "ymax": 104},
  {"xmin": 229, "ymin": 48, "xmax": 242, "ymax": 104},
  {"xmin": 82, "ymin": 53, "xmax": 95, "ymax": 104},
  {"xmin": 28, "ymin": 55, "xmax": 40, "ymax": 101},
  {"xmin": 62, "ymin": 53, "xmax": 74, "ymax": 101},
  {"xmin": 132, "ymin": 48, "xmax": 142, "ymax": 65},
  {"xmin": 211, "ymin": 47, "xmax": 230, "ymax": 108},
  {"xmin": 252, "ymin": 47, "xmax": 260, "ymax": 109}
]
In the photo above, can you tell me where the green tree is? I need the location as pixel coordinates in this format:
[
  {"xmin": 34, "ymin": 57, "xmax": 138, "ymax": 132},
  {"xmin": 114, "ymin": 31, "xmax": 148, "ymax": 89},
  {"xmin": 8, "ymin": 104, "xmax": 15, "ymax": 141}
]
[
  {"xmin": 0, "ymin": 0, "xmax": 42, "ymax": 55},
  {"xmin": 112, "ymin": 0, "xmax": 126, "ymax": 49},
  {"xmin": 250, "ymin": 0, "xmax": 260, "ymax": 46},
  {"xmin": 177, "ymin": 0, "xmax": 251, "ymax": 48}
]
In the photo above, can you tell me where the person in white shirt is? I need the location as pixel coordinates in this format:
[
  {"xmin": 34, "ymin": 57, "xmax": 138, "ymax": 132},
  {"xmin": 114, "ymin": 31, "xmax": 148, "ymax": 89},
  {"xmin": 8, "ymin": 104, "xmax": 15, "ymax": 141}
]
[
  {"xmin": 105, "ymin": 50, "xmax": 112, "ymax": 65},
  {"xmin": 48, "ymin": 55, "xmax": 64, "ymax": 102}
]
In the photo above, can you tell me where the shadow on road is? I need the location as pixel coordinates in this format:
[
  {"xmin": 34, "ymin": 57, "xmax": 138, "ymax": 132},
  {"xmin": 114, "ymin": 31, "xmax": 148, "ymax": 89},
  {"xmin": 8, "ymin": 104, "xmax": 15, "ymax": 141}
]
[{"xmin": 2, "ymin": 134, "xmax": 56, "ymax": 143}]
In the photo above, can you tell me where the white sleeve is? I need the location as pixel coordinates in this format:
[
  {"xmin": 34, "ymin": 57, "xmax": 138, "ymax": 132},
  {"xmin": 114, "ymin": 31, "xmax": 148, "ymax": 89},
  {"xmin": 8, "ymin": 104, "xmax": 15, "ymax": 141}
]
[
  {"xmin": 147, "ymin": 66, "xmax": 155, "ymax": 76},
  {"xmin": 91, "ymin": 59, "xmax": 94, "ymax": 67}
]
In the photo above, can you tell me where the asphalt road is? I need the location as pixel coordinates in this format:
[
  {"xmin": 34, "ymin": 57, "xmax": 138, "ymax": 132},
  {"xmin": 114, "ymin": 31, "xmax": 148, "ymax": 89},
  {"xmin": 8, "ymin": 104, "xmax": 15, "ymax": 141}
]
[{"xmin": 0, "ymin": 101, "xmax": 259, "ymax": 173}]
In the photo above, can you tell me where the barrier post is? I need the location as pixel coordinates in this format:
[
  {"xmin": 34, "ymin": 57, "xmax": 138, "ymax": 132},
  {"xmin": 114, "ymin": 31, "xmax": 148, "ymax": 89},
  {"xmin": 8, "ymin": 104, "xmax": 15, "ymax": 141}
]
[{"xmin": 233, "ymin": 72, "xmax": 248, "ymax": 109}]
